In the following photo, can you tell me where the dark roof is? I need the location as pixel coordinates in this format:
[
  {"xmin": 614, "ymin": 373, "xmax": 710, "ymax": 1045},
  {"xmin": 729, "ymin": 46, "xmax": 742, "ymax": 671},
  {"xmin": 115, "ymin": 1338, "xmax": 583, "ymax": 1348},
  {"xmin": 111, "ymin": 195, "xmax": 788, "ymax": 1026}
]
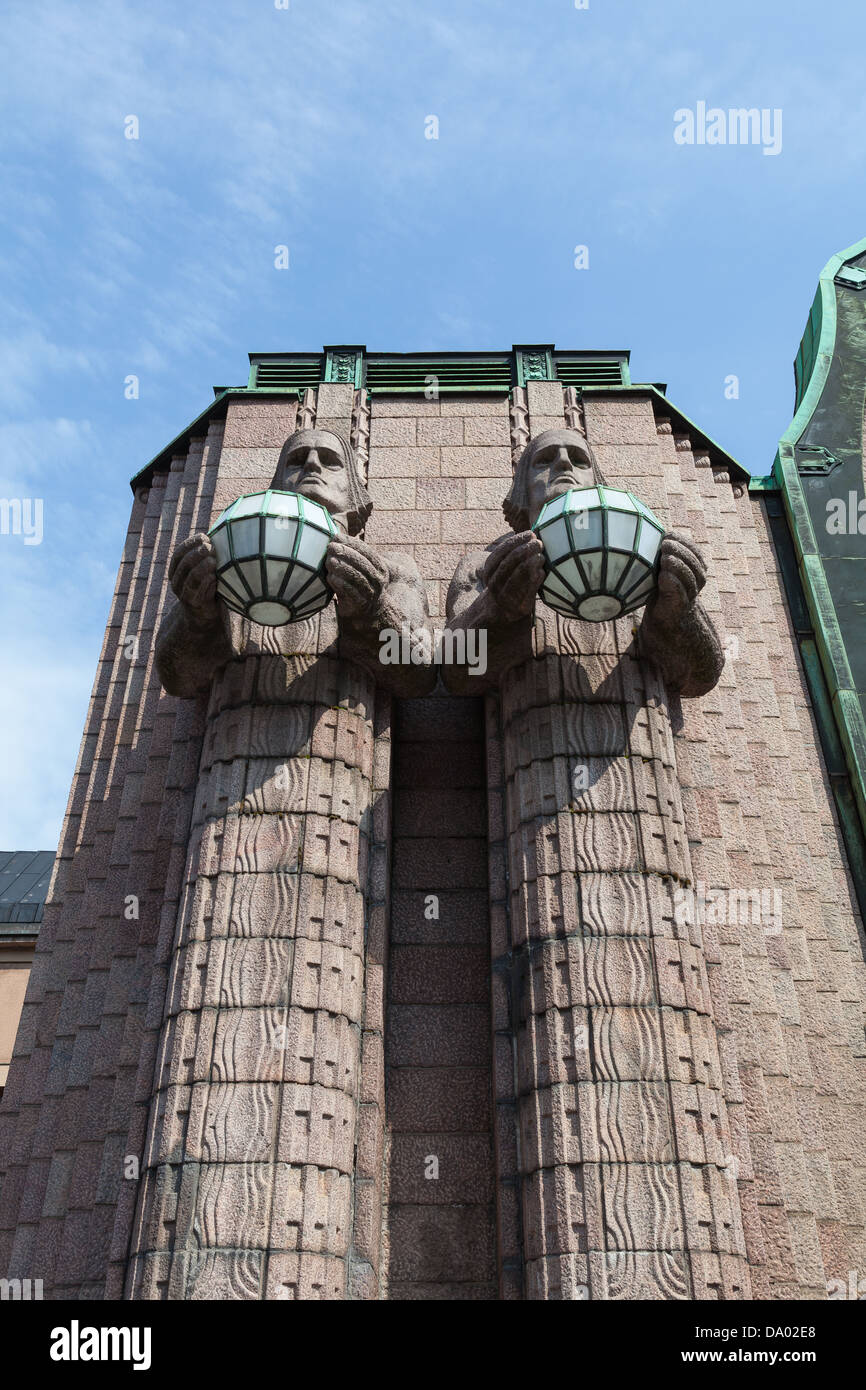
[{"xmin": 0, "ymin": 851, "xmax": 54, "ymax": 934}]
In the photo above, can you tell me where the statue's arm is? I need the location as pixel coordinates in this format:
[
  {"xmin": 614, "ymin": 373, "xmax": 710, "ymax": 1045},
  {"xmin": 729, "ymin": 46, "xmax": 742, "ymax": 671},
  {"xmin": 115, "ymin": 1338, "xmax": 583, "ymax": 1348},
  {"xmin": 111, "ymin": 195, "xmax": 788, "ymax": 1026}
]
[
  {"xmin": 155, "ymin": 533, "xmax": 233, "ymax": 698},
  {"xmin": 637, "ymin": 532, "xmax": 724, "ymax": 698},
  {"xmin": 155, "ymin": 599, "xmax": 233, "ymax": 699},
  {"xmin": 326, "ymin": 537, "xmax": 437, "ymax": 697},
  {"xmin": 441, "ymin": 533, "xmax": 544, "ymax": 695}
]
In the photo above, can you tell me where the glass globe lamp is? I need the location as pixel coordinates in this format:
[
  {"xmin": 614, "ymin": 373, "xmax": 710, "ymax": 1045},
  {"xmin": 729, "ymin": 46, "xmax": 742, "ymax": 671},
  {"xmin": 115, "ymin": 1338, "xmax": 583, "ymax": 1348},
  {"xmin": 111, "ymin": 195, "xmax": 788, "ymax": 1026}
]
[
  {"xmin": 208, "ymin": 489, "xmax": 338, "ymax": 627},
  {"xmin": 533, "ymin": 486, "xmax": 665, "ymax": 622}
]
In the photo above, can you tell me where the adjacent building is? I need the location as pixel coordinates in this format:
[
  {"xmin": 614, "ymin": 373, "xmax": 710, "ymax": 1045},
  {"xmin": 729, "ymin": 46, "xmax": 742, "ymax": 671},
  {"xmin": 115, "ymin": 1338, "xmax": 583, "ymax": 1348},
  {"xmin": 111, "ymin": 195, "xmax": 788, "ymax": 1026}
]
[{"xmin": 0, "ymin": 852, "xmax": 53, "ymax": 1100}]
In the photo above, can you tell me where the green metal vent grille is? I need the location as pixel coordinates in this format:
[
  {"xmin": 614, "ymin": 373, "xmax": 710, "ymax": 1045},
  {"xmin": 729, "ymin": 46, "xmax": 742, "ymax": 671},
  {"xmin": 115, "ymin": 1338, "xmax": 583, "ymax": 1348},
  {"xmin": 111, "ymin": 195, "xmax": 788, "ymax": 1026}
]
[
  {"xmin": 253, "ymin": 358, "xmax": 323, "ymax": 391},
  {"xmin": 366, "ymin": 357, "xmax": 512, "ymax": 393},
  {"xmin": 793, "ymin": 288, "xmax": 823, "ymax": 414},
  {"xmin": 555, "ymin": 358, "xmax": 626, "ymax": 388}
]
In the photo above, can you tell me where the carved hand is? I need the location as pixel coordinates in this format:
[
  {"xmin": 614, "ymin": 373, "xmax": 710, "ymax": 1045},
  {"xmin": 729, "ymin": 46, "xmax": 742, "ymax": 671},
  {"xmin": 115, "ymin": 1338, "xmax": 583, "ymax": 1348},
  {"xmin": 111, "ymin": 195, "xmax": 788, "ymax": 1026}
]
[
  {"xmin": 325, "ymin": 535, "xmax": 390, "ymax": 619},
  {"xmin": 168, "ymin": 533, "xmax": 221, "ymax": 626},
  {"xmin": 644, "ymin": 532, "xmax": 707, "ymax": 628},
  {"xmin": 637, "ymin": 530, "xmax": 723, "ymax": 698},
  {"xmin": 482, "ymin": 531, "xmax": 546, "ymax": 624}
]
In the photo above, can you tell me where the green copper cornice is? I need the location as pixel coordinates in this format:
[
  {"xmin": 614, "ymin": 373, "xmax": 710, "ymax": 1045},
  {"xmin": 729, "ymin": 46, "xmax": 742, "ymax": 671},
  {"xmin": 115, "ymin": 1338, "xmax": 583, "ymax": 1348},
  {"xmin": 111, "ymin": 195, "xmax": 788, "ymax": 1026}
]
[
  {"xmin": 773, "ymin": 237, "xmax": 866, "ymax": 844},
  {"xmin": 776, "ymin": 235, "xmax": 866, "ymax": 480}
]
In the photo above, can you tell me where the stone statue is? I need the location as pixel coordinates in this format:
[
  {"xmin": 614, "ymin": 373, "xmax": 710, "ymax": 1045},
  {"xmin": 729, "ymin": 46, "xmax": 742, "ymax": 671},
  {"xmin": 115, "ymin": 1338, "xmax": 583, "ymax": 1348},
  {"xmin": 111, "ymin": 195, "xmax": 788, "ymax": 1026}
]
[
  {"xmin": 133, "ymin": 428, "xmax": 433, "ymax": 1299},
  {"xmin": 156, "ymin": 427, "xmax": 436, "ymax": 700},
  {"xmin": 441, "ymin": 427, "xmax": 724, "ymax": 698},
  {"xmin": 441, "ymin": 425, "xmax": 732, "ymax": 1298}
]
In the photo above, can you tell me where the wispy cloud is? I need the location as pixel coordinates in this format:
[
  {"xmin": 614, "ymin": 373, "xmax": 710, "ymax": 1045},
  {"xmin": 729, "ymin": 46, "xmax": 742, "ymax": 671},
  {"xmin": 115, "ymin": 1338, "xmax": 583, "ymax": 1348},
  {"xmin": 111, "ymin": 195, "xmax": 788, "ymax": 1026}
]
[{"xmin": 0, "ymin": 332, "xmax": 91, "ymax": 414}]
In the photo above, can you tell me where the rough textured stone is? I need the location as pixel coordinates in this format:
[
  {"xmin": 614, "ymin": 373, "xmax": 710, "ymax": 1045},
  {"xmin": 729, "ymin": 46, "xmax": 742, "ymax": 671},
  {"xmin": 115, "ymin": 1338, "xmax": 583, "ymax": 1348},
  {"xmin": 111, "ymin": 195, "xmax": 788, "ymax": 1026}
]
[
  {"xmin": 383, "ymin": 695, "xmax": 497, "ymax": 1297},
  {"xmin": 1, "ymin": 384, "xmax": 862, "ymax": 1307}
]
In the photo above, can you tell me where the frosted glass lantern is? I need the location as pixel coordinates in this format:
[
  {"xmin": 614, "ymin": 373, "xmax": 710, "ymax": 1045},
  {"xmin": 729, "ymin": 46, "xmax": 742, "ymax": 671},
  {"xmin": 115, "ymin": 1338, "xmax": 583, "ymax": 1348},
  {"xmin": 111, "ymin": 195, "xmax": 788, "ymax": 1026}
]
[
  {"xmin": 533, "ymin": 486, "xmax": 665, "ymax": 622},
  {"xmin": 208, "ymin": 489, "xmax": 338, "ymax": 627}
]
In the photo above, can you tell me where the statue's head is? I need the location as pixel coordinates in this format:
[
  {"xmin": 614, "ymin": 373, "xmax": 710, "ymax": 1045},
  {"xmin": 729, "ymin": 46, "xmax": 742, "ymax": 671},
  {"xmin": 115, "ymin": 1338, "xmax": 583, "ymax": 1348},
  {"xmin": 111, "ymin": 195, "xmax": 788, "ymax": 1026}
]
[
  {"xmin": 503, "ymin": 428, "xmax": 604, "ymax": 531},
  {"xmin": 271, "ymin": 428, "xmax": 373, "ymax": 535}
]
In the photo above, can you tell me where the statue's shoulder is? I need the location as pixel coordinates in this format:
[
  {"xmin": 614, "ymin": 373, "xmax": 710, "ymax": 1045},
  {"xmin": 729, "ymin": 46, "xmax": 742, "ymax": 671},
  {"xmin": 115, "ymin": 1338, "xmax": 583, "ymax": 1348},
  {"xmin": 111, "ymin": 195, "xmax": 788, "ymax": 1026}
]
[
  {"xmin": 452, "ymin": 533, "xmax": 511, "ymax": 586},
  {"xmin": 379, "ymin": 549, "xmax": 425, "ymax": 584},
  {"xmin": 444, "ymin": 533, "xmax": 512, "ymax": 620}
]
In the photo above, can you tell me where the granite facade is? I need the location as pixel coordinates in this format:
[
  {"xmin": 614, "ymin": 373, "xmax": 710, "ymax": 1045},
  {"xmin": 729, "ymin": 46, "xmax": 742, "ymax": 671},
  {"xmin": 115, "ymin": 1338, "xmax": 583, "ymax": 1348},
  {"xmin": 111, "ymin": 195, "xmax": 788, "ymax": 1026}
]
[{"xmin": 0, "ymin": 380, "xmax": 863, "ymax": 1300}]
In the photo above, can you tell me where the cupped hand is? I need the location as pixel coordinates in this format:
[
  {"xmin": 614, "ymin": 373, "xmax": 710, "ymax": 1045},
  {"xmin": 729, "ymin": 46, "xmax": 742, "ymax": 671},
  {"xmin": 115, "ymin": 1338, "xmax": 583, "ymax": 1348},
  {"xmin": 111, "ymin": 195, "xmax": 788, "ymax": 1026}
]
[
  {"xmin": 649, "ymin": 532, "xmax": 707, "ymax": 622},
  {"xmin": 169, "ymin": 532, "xmax": 220, "ymax": 619},
  {"xmin": 325, "ymin": 535, "xmax": 390, "ymax": 618},
  {"xmin": 482, "ymin": 531, "xmax": 546, "ymax": 622}
]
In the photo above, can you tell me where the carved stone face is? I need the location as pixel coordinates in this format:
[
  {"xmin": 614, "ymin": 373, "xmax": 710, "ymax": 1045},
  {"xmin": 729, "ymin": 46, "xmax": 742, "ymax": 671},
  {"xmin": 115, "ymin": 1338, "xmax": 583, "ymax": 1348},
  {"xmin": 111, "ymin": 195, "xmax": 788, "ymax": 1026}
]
[
  {"xmin": 274, "ymin": 429, "xmax": 353, "ymax": 521},
  {"xmin": 525, "ymin": 429, "xmax": 595, "ymax": 526}
]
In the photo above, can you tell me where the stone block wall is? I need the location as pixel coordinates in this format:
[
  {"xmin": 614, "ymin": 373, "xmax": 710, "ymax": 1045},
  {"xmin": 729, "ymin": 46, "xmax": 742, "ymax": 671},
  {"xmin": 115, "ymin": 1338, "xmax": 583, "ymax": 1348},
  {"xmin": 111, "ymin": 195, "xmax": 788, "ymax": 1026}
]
[{"xmin": 384, "ymin": 695, "xmax": 497, "ymax": 1298}]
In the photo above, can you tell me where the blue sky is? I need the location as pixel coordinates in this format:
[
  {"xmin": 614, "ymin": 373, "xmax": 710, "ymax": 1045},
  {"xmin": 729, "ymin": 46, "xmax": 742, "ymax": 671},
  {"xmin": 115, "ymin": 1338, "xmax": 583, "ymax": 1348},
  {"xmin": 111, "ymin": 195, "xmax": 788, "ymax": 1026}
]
[{"xmin": 1, "ymin": 0, "xmax": 865, "ymax": 847}]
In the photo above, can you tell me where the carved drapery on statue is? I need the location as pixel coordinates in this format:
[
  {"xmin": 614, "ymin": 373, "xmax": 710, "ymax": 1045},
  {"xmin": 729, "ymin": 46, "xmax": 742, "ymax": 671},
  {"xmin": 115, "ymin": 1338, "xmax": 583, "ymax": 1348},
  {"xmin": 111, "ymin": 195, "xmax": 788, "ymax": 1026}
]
[
  {"xmin": 127, "ymin": 633, "xmax": 373, "ymax": 1297},
  {"xmin": 496, "ymin": 627, "xmax": 749, "ymax": 1298}
]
